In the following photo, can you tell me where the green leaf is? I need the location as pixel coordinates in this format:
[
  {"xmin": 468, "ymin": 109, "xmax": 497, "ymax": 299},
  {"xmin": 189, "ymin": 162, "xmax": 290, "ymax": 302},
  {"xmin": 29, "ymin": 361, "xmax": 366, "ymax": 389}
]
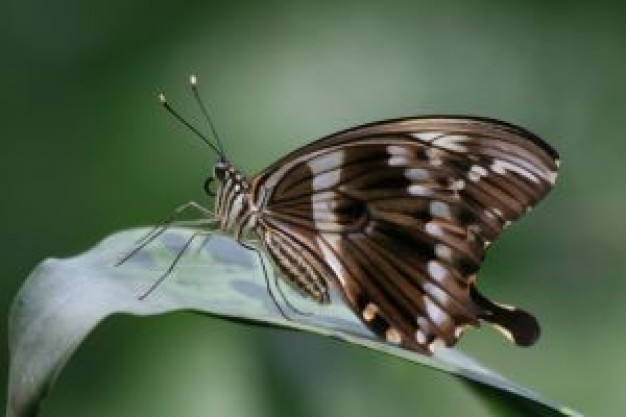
[{"xmin": 6, "ymin": 228, "xmax": 582, "ymax": 417}]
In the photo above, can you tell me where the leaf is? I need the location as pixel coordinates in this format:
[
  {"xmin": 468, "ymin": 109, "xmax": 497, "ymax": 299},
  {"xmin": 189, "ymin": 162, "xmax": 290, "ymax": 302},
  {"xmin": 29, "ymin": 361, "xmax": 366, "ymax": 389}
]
[{"xmin": 6, "ymin": 228, "xmax": 582, "ymax": 417}]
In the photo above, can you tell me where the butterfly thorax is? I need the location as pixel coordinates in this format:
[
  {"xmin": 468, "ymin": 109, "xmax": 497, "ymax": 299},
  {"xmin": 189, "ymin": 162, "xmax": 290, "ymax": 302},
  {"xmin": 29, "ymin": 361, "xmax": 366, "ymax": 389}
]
[{"xmin": 213, "ymin": 162, "xmax": 256, "ymax": 240}]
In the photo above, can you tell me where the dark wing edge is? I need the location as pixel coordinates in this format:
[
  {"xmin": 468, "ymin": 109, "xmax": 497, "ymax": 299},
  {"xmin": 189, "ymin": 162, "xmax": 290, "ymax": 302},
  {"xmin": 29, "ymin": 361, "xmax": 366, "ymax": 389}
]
[{"xmin": 261, "ymin": 115, "xmax": 559, "ymax": 177}]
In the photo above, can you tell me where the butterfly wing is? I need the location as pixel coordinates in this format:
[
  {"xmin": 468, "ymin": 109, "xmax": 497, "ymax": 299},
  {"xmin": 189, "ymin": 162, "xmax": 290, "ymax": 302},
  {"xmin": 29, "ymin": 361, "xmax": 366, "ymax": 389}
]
[{"xmin": 250, "ymin": 116, "xmax": 559, "ymax": 354}]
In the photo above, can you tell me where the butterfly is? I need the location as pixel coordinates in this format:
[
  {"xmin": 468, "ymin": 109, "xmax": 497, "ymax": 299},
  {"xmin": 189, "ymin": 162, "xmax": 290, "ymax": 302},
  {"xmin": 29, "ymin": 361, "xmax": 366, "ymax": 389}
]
[{"xmin": 140, "ymin": 76, "xmax": 559, "ymax": 355}]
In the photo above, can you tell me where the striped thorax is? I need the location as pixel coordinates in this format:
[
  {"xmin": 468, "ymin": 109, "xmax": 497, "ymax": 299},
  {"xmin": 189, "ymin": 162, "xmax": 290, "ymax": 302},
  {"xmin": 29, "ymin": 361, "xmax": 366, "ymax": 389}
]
[{"xmin": 213, "ymin": 160, "xmax": 256, "ymax": 241}]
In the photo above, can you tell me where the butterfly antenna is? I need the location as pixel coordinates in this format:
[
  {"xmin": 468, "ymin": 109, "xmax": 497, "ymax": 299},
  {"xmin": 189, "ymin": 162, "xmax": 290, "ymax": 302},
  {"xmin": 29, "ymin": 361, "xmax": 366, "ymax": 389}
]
[
  {"xmin": 189, "ymin": 75, "xmax": 226, "ymax": 157},
  {"xmin": 158, "ymin": 92, "xmax": 224, "ymax": 158}
]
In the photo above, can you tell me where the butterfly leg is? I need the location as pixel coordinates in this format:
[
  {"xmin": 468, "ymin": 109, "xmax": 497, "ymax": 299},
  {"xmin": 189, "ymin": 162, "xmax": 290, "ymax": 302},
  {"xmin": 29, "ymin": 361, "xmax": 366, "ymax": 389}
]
[
  {"xmin": 133, "ymin": 201, "xmax": 215, "ymax": 246},
  {"xmin": 239, "ymin": 241, "xmax": 291, "ymax": 321},
  {"xmin": 117, "ymin": 201, "xmax": 217, "ymax": 266},
  {"xmin": 138, "ymin": 230, "xmax": 213, "ymax": 300},
  {"xmin": 240, "ymin": 241, "xmax": 314, "ymax": 319}
]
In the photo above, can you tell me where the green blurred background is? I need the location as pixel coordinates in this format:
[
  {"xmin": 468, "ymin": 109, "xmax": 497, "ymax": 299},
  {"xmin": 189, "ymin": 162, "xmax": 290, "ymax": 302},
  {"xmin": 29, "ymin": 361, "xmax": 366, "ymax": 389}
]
[{"xmin": 2, "ymin": 0, "xmax": 625, "ymax": 415}]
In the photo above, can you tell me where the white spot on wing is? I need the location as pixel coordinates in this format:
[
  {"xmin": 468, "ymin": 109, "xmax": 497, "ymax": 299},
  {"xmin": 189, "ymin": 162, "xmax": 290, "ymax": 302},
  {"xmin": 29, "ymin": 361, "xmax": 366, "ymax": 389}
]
[
  {"xmin": 311, "ymin": 152, "xmax": 346, "ymax": 286},
  {"xmin": 308, "ymin": 151, "xmax": 345, "ymax": 173},
  {"xmin": 472, "ymin": 165, "xmax": 488, "ymax": 176},
  {"xmin": 389, "ymin": 156, "xmax": 409, "ymax": 166},
  {"xmin": 491, "ymin": 161, "xmax": 505, "ymax": 175},
  {"xmin": 387, "ymin": 145, "xmax": 415, "ymax": 166},
  {"xmin": 429, "ymin": 201, "xmax": 451, "ymax": 219},
  {"xmin": 407, "ymin": 184, "xmax": 431, "ymax": 196},
  {"xmin": 386, "ymin": 327, "xmax": 402, "ymax": 344},
  {"xmin": 468, "ymin": 165, "xmax": 488, "ymax": 182},
  {"xmin": 491, "ymin": 159, "xmax": 539, "ymax": 183},
  {"xmin": 425, "ymin": 222, "xmax": 442, "ymax": 237},
  {"xmin": 315, "ymin": 235, "xmax": 346, "ymax": 285},
  {"xmin": 428, "ymin": 338, "xmax": 445, "ymax": 353},
  {"xmin": 434, "ymin": 244, "xmax": 453, "ymax": 261},
  {"xmin": 362, "ymin": 303, "xmax": 379, "ymax": 321},
  {"xmin": 415, "ymin": 329, "xmax": 427, "ymax": 344},
  {"xmin": 411, "ymin": 132, "xmax": 443, "ymax": 142},
  {"xmin": 433, "ymin": 134, "xmax": 470, "ymax": 152},
  {"xmin": 309, "ymin": 151, "xmax": 344, "ymax": 191},
  {"xmin": 423, "ymin": 282, "xmax": 448, "ymax": 305},
  {"xmin": 423, "ymin": 297, "xmax": 448, "ymax": 327},
  {"xmin": 404, "ymin": 168, "xmax": 430, "ymax": 181},
  {"xmin": 387, "ymin": 145, "xmax": 412, "ymax": 155},
  {"xmin": 547, "ymin": 171, "xmax": 558, "ymax": 184},
  {"xmin": 450, "ymin": 179, "xmax": 465, "ymax": 191},
  {"xmin": 312, "ymin": 169, "xmax": 341, "ymax": 191},
  {"xmin": 427, "ymin": 260, "xmax": 447, "ymax": 282}
]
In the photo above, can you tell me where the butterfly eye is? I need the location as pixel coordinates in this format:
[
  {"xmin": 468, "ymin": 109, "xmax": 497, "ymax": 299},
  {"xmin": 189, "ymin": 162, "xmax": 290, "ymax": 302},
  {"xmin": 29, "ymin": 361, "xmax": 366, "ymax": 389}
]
[
  {"xmin": 203, "ymin": 176, "xmax": 218, "ymax": 197},
  {"xmin": 213, "ymin": 163, "xmax": 228, "ymax": 182}
]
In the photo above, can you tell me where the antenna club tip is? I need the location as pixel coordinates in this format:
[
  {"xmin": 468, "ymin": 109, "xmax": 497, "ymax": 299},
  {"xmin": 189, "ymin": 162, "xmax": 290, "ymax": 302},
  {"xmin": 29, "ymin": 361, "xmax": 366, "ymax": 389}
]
[
  {"xmin": 190, "ymin": 74, "xmax": 198, "ymax": 87},
  {"xmin": 158, "ymin": 92, "xmax": 167, "ymax": 104}
]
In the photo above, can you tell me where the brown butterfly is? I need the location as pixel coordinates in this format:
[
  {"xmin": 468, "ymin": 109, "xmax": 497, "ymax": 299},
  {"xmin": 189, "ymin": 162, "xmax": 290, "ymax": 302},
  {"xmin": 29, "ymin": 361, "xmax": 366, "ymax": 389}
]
[{"xmin": 136, "ymin": 76, "xmax": 559, "ymax": 355}]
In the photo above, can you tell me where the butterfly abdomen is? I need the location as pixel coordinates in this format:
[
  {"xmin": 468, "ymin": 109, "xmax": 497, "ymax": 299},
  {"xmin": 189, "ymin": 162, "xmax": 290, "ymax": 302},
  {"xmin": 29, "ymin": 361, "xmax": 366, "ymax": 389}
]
[{"xmin": 262, "ymin": 229, "xmax": 330, "ymax": 303}]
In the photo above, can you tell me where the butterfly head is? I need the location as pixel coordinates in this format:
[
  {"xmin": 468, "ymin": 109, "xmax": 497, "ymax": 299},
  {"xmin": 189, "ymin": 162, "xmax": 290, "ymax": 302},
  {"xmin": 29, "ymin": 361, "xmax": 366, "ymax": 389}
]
[
  {"xmin": 157, "ymin": 76, "xmax": 256, "ymax": 238},
  {"xmin": 206, "ymin": 159, "xmax": 228, "ymax": 196}
]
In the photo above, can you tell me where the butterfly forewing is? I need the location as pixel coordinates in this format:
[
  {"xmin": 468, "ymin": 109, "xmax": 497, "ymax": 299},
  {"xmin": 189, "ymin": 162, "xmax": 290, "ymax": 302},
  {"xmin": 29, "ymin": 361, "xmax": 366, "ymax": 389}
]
[{"xmin": 247, "ymin": 116, "xmax": 558, "ymax": 353}]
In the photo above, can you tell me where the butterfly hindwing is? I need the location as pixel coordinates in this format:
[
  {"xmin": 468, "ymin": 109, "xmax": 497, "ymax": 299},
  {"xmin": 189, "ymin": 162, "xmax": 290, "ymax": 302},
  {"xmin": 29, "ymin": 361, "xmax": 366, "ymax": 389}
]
[{"xmin": 251, "ymin": 116, "xmax": 558, "ymax": 353}]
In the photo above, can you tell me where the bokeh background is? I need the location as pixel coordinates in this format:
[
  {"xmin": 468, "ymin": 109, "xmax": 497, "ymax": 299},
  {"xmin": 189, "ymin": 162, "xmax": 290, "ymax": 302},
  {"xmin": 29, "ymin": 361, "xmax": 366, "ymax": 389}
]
[{"xmin": 2, "ymin": 0, "xmax": 625, "ymax": 415}]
